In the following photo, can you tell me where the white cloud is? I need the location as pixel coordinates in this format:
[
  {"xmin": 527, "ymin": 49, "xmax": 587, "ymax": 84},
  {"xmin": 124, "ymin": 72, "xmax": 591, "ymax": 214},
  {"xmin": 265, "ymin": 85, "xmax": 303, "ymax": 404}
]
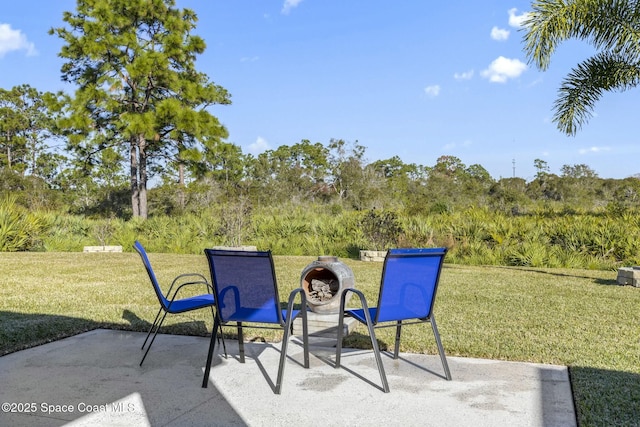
[
  {"xmin": 508, "ymin": 8, "xmax": 530, "ymax": 28},
  {"xmin": 424, "ymin": 85, "xmax": 440, "ymax": 97},
  {"xmin": 454, "ymin": 70, "xmax": 474, "ymax": 80},
  {"xmin": 282, "ymin": 0, "xmax": 303, "ymax": 15},
  {"xmin": 481, "ymin": 56, "xmax": 527, "ymax": 83},
  {"xmin": 579, "ymin": 146, "xmax": 611, "ymax": 155},
  {"xmin": 490, "ymin": 26, "xmax": 510, "ymax": 41},
  {"xmin": 240, "ymin": 56, "xmax": 259, "ymax": 62},
  {"xmin": 0, "ymin": 23, "xmax": 37, "ymax": 58},
  {"xmin": 443, "ymin": 139, "xmax": 472, "ymax": 151},
  {"xmin": 527, "ymin": 77, "xmax": 543, "ymax": 88},
  {"xmin": 248, "ymin": 136, "xmax": 271, "ymax": 155}
]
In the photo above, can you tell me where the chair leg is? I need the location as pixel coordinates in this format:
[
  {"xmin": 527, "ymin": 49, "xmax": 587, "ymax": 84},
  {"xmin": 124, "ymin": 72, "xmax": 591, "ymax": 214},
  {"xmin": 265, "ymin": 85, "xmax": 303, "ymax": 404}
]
[
  {"xmin": 275, "ymin": 318, "xmax": 294, "ymax": 394},
  {"xmin": 335, "ymin": 290, "xmax": 388, "ymax": 392},
  {"xmin": 210, "ymin": 307, "xmax": 227, "ymax": 358},
  {"xmin": 335, "ymin": 311, "xmax": 345, "ymax": 367},
  {"xmin": 335, "ymin": 292, "xmax": 348, "ymax": 369},
  {"xmin": 363, "ymin": 319, "xmax": 390, "ymax": 393},
  {"xmin": 301, "ymin": 306, "xmax": 309, "ymax": 368},
  {"xmin": 237, "ymin": 322, "xmax": 245, "ymax": 363},
  {"xmin": 393, "ymin": 321, "xmax": 402, "ymax": 359},
  {"xmin": 274, "ymin": 292, "xmax": 309, "ymax": 395},
  {"xmin": 141, "ymin": 307, "xmax": 163, "ymax": 350},
  {"xmin": 430, "ymin": 315, "xmax": 451, "ymax": 381},
  {"xmin": 140, "ymin": 311, "xmax": 169, "ymax": 366},
  {"xmin": 202, "ymin": 316, "xmax": 221, "ymax": 388},
  {"xmin": 218, "ymin": 322, "xmax": 228, "ymax": 359}
]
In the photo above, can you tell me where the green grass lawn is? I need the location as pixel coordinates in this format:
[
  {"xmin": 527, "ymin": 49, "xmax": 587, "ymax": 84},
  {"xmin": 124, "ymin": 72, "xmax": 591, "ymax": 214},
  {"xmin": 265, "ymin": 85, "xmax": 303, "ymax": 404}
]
[{"xmin": 1, "ymin": 251, "xmax": 639, "ymax": 426}]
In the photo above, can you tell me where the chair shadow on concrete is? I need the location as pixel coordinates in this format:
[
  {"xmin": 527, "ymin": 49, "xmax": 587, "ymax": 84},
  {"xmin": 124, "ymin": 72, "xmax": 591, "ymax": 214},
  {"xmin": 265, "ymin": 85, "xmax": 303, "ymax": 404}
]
[
  {"xmin": 206, "ymin": 337, "xmax": 313, "ymax": 394},
  {"xmin": 119, "ymin": 291, "xmax": 312, "ymax": 394}
]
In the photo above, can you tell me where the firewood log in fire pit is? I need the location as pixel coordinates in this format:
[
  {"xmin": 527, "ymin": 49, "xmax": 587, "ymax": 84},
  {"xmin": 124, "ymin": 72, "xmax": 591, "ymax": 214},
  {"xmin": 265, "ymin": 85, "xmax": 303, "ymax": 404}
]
[{"xmin": 309, "ymin": 278, "xmax": 339, "ymax": 302}]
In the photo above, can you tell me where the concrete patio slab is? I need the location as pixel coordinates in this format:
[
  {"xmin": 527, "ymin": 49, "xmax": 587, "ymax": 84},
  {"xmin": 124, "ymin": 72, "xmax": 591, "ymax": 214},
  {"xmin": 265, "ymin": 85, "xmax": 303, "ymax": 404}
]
[{"xmin": 0, "ymin": 329, "xmax": 576, "ymax": 426}]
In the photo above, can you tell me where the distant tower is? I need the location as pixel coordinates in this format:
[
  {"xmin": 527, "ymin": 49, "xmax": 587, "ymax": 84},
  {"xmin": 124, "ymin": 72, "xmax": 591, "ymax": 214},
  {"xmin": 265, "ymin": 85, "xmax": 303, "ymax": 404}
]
[{"xmin": 512, "ymin": 159, "xmax": 516, "ymax": 178}]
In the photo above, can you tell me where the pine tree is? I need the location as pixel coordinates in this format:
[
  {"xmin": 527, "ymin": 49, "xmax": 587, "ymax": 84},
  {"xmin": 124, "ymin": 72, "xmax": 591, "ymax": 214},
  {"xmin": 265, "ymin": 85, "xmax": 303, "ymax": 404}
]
[{"xmin": 51, "ymin": 0, "xmax": 230, "ymax": 218}]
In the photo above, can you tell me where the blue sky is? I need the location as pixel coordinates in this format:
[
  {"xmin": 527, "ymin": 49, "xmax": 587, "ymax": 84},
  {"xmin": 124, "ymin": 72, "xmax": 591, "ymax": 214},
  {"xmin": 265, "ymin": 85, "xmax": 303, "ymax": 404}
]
[{"xmin": 2, "ymin": 0, "xmax": 639, "ymax": 180}]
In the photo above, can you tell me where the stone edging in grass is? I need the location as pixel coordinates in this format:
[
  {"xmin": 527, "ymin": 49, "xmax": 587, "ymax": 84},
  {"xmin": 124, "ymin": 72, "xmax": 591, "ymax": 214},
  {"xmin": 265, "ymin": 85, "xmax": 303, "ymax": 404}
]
[{"xmin": 83, "ymin": 246, "xmax": 123, "ymax": 253}]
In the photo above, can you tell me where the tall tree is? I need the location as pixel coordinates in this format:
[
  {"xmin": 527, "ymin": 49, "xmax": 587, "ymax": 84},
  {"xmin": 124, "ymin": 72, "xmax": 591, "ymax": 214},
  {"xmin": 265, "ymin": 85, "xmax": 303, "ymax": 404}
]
[
  {"xmin": 558, "ymin": 163, "xmax": 600, "ymax": 207},
  {"xmin": 269, "ymin": 140, "xmax": 329, "ymax": 202},
  {"xmin": 529, "ymin": 158, "xmax": 561, "ymax": 201},
  {"xmin": 0, "ymin": 85, "xmax": 62, "ymax": 177},
  {"xmin": 370, "ymin": 156, "xmax": 419, "ymax": 207},
  {"xmin": 561, "ymin": 163, "xmax": 598, "ymax": 179},
  {"xmin": 52, "ymin": 0, "xmax": 230, "ymax": 218},
  {"xmin": 523, "ymin": 0, "xmax": 640, "ymax": 135},
  {"xmin": 327, "ymin": 138, "xmax": 366, "ymax": 201},
  {"xmin": 243, "ymin": 140, "xmax": 329, "ymax": 204},
  {"xmin": 533, "ymin": 158, "xmax": 550, "ymax": 179},
  {"xmin": 424, "ymin": 155, "xmax": 467, "ymax": 205},
  {"xmin": 463, "ymin": 164, "xmax": 494, "ymax": 205}
]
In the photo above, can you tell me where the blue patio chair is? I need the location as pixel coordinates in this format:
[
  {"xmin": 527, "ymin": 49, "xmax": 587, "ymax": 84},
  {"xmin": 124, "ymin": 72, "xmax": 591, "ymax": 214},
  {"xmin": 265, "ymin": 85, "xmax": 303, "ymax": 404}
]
[
  {"xmin": 202, "ymin": 249, "xmax": 309, "ymax": 394},
  {"xmin": 335, "ymin": 247, "xmax": 451, "ymax": 392},
  {"xmin": 134, "ymin": 241, "xmax": 225, "ymax": 366}
]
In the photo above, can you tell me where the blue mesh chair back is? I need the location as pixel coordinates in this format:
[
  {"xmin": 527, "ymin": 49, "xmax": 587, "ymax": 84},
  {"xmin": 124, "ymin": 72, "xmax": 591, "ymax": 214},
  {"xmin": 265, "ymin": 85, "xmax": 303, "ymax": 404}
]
[
  {"xmin": 202, "ymin": 248, "xmax": 309, "ymax": 394},
  {"xmin": 135, "ymin": 240, "xmax": 170, "ymax": 310},
  {"xmin": 375, "ymin": 248, "xmax": 445, "ymax": 323},
  {"xmin": 206, "ymin": 250, "xmax": 286, "ymax": 324},
  {"xmin": 335, "ymin": 247, "xmax": 451, "ymax": 392}
]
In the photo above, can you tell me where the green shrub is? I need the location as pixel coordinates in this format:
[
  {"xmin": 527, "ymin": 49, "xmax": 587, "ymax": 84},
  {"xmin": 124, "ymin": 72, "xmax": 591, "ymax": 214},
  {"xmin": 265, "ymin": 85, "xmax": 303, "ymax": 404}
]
[
  {"xmin": 4, "ymin": 200, "xmax": 640, "ymax": 270},
  {"xmin": 360, "ymin": 209, "xmax": 403, "ymax": 250},
  {"xmin": 0, "ymin": 195, "xmax": 44, "ymax": 251}
]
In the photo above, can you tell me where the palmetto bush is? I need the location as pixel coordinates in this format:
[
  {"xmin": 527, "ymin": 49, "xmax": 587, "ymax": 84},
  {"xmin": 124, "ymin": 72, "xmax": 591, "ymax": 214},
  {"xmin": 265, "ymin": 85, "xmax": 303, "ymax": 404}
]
[
  {"xmin": 0, "ymin": 195, "xmax": 45, "ymax": 251},
  {"xmin": 546, "ymin": 216, "xmax": 632, "ymax": 267},
  {"xmin": 400, "ymin": 216, "xmax": 437, "ymax": 247},
  {"xmin": 5, "ymin": 201, "xmax": 640, "ymax": 270},
  {"xmin": 507, "ymin": 241, "xmax": 550, "ymax": 268},
  {"xmin": 453, "ymin": 240, "xmax": 501, "ymax": 266},
  {"xmin": 445, "ymin": 209, "xmax": 490, "ymax": 246},
  {"xmin": 250, "ymin": 207, "xmax": 361, "ymax": 256}
]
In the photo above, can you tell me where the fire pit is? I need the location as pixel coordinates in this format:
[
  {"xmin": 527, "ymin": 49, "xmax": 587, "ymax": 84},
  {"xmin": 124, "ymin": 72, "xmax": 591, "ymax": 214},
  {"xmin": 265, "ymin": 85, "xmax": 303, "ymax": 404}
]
[{"xmin": 300, "ymin": 256, "xmax": 355, "ymax": 314}]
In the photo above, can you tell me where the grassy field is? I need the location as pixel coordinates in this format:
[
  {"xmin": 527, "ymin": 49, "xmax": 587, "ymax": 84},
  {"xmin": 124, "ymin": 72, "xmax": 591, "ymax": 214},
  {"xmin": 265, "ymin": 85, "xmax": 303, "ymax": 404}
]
[{"xmin": 1, "ymin": 251, "xmax": 639, "ymax": 426}]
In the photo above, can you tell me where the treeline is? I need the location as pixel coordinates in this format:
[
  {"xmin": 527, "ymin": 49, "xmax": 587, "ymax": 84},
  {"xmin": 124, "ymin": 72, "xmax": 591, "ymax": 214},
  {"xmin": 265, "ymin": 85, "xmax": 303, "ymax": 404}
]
[
  {"xmin": 3, "ymin": 129, "xmax": 640, "ymax": 270},
  {"xmin": 3, "ymin": 132, "xmax": 640, "ymax": 219}
]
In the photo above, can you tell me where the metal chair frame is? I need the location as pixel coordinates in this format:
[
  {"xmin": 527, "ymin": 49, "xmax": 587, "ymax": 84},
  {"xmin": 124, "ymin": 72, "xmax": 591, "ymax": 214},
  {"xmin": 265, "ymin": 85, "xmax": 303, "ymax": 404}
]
[
  {"xmin": 202, "ymin": 249, "xmax": 309, "ymax": 394},
  {"xmin": 134, "ymin": 241, "xmax": 225, "ymax": 366},
  {"xmin": 335, "ymin": 248, "xmax": 451, "ymax": 392}
]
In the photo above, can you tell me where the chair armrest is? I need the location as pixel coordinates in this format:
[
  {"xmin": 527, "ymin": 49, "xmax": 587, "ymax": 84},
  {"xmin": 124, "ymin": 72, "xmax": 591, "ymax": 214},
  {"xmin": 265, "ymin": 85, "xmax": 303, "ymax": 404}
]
[
  {"xmin": 338, "ymin": 288, "xmax": 369, "ymax": 311},
  {"xmin": 338, "ymin": 288, "xmax": 376, "ymax": 325},
  {"xmin": 167, "ymin": 273, "xmax": 214, "ymax": 302},
  {"xmin": 282, "ymin": 288, "xmax": 308, "ymax": 323},
  {"xmin": 167, "ymin": 273, "xmax": 210, "ymax": 293}
]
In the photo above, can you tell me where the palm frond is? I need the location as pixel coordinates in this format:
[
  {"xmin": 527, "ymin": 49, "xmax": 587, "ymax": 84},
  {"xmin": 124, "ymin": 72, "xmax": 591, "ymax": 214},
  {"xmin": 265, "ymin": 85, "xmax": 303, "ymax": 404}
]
[
  {"xmin": 554, "ymin": 52, "xmax": 640, "ymax": 134},
  {"xmin": 524, "ymin": 0, "xmax": 640, "ymax": 71}
]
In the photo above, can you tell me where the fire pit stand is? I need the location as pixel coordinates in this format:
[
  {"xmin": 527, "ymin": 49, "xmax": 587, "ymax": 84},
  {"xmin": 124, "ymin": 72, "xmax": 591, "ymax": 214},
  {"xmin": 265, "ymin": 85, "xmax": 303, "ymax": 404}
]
[{"xmin": 292, "ymin": 256, "xmax": 358, "ymax": 344}]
